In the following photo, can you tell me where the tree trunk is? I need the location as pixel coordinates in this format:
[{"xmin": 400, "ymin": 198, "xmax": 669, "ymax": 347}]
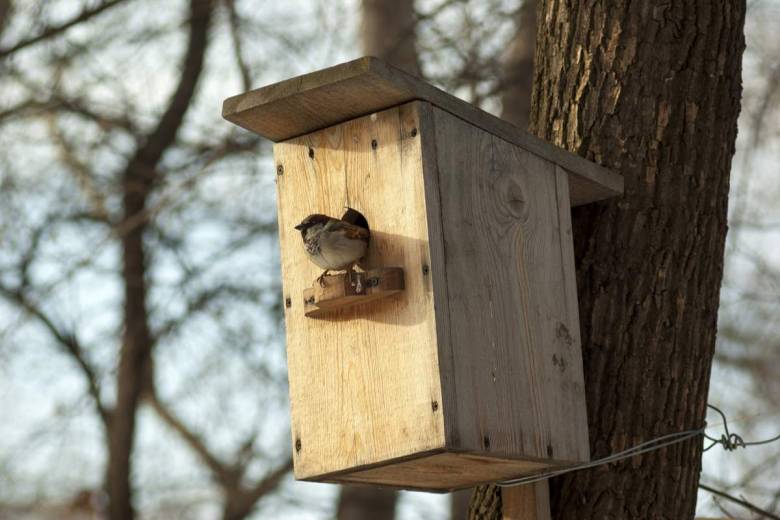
[
  {"xmin": 468, "ymin": 485, "xmax": 501, "ymax": 520},
  {"xmin": 106, "ymin": 2, "xmax": 213, "ymax": 518},
  {"xmin": 0, "ymin": 0, "xmax": 11, "ymax": 33},
  {"xmin": 336, "ymin": 486, "xmax": 399, "ymax": 520},
  {"xmin": 360, "ymin": 0, "xmax": 421, "ymax": 76},
  {"xmin": 499, "ymin": 0, "xmax": 536, "ymax": 130},
  {"xmin": 470, "ymin": 1, "xmax": 746, "ymax": 519},
  {"xmin": 450, "ymin": 489, "xmax": 473, "ymax": 520}
]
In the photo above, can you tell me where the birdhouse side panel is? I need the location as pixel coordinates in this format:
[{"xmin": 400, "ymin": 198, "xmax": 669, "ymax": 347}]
[
  {"xmin": 273, "ymin": 102, "xmax": 447, "ymax": 479},
  {"xmin": 430, "ymin": 107, "xmax": 590, "ymax": 464}
]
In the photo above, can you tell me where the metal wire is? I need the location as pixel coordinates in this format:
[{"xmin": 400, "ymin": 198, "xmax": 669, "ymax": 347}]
[
  {"xmin": 498, "ymin": 403, "xmax": 780, "ymax": 488},
  {"xmin": 703, "ymin": 403, "xmax": 780, "ymax": 452},
  {"xmin": 499, "ymin": 429, "xmax": 703, "ymax": 487}
]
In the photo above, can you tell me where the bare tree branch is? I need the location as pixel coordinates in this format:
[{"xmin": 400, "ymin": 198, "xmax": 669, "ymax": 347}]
[
  {"xmin": 0, "ymin": 284, "xmax": 110, "ymax": 426},
  {"xmin": 122, "ymin": 0, "xmax": 214, "ymax": 190},
  {"xmin": 223, "ymin": 0, "xmax": 251, "ymax": 91},
  {"xmin": 146, "ymin": 380, "xmax": 293, "ymax": 520},
  {"xmin": 242, "ymin": 459, "xmax": 294, "ymax": 509},
  {"xmin": 46, "ymin": 116, "xmax": 112, "ymax": 223},
  {"xmin": 108, "ymin": 1, "xmax": 215, "ymax": 517},
  {"xmin": 152, "ymin": 284, "xmax": 264, "ymax": 342},
  {"xmin": 700, "ymin": 483, "xmax": 780, "ymax": 520},
  {"xmin": 0, "ymin": 0, "xmax": 130, "ymax": 59},
  {"xmin": 145, "ymin": 386, "xmax": 232, "ymax": 483},
  {"xmin": 115, "ymin": 135, "xmax": 260, "ymax": 239},
  {"xmin": 0, "ymin": 96, "xmax": 138, "ymax": 133},
  {"xmin": 222, "ymin": 459, "xmax": 293, "ymax": 520}
]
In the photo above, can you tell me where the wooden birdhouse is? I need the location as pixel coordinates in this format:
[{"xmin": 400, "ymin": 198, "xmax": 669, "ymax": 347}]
[{"xmin": 222, "ymin": 57, "xmax": 622, "ymax": 491}]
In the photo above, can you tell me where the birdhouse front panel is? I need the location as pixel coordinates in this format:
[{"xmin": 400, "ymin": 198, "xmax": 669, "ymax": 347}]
[{"xmin": 274, "ymin": 102, "xmax": 448, "ymax": 482}]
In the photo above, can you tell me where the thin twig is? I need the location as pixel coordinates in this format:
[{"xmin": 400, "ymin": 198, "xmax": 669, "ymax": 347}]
[
  {"xmin": 699, "ymin": 483, "xmax": 780, "ymax": 520},
  {"xmin": 0, "ymin": 0, "xmax": 129, "ymax": 58}
]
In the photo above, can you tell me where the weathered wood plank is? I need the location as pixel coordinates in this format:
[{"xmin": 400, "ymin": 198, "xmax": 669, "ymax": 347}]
[
  {"xmin": 275, "ymin": 101, "xmax": 446, "ymax": 480},
  {"xmin": 328, "ymin": 452, "xmax": 551, "ymax": 491},
  {"xmin": 223, "ymin": 56, "xmax": 623, "ymax": 206},
  {"xmin": 302, "ymin": 268, "xmax": 405, "ymax": 318},
  {"xmin": 430, "ymin": 107, "xmax": 590, "ymax": 464},
  {"xmin": 502, "ymin": 483, "xmax": 551, "ymax": 520}
]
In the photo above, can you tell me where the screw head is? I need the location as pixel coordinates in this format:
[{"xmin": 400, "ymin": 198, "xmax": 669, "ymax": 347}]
[
  {"xmin": 276, "ymin": 164, "xmax": 284, "ymax": 175},
  {"xmin": 411, "ymin": 128, "xmax": 418, "ymax": 137},
  {"xmin": 285, "ymin": 297, "xmax": 291, "ymax": 308},
  {"xmin": 371, "ymin": 139, "xmax": 378, "ymax": 150},
  {"xmin": 295, "ymin": 439, "xmax": 302, "ymax": 452},
  {"xmin": 431, "ymin": 401, "xmax": 439, "ymax": 412}
]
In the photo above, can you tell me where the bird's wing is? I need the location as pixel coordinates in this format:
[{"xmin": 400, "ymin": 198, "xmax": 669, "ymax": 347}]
[{"xmin": 326, "ymin": 219, "xmax": 370, "ymax": 241}]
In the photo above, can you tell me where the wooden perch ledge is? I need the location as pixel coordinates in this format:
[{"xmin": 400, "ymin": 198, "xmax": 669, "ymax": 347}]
[{"xmin": 303, "ymin": 268, "xmax": 405, "ymax": 318}]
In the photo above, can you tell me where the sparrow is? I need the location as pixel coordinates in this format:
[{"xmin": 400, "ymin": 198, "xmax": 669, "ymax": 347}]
[{"xmin": 295, "ymin": 209, "xmax": 370, "ymax": 290}]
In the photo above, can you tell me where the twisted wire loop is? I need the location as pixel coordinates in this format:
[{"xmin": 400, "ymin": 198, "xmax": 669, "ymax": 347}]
[
  {"xmin": 703, "ymin": 404, "xmax": 780, "ymax": 452},
  {"xmin": 498, "ymin": 403, "xmax": 780, "ymax": 488}
]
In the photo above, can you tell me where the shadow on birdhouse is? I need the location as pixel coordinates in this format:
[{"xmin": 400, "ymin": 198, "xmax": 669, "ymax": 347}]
[{"xmin": 222, "ymin": 57, "xmax": 623, "ymax": 491}]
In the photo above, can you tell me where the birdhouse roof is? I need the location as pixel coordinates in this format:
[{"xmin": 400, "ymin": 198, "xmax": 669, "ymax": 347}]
[{"xmin": 222, "ymin": 56, "xmax": 622, "ymax": 206}]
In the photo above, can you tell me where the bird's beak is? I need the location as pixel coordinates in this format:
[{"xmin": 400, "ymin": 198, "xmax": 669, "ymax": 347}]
[{"xmin": 294, "ymin": 223, "xmax": 305, "ymax": 230}]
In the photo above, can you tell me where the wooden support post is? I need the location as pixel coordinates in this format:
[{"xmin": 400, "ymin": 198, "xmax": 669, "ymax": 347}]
[{"xmin": 502, "ymin": 482, "xmax": 551, "ymax": 520}]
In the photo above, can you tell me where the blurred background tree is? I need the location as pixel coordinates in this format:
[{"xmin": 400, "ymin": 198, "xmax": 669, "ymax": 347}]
[{"xmin": 0, "ymin": 0, "xmax": 778, "ymax": 519}]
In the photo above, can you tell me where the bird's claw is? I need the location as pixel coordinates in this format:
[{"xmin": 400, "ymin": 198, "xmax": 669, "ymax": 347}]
[{"xmin": 317, "ymin": 271, "xmax": 329, "ymax": 287}]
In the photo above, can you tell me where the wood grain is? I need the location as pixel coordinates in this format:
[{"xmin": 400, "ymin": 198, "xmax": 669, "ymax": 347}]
[
  {"xmin": 275, "ymin": 101, "xmax": 446, "ymax": 481},
  {"xmin": 502, "ymin": 483, "xmax": 551, "ymax": 520},
  {"xmin": 303, "ymin": 267, "xmax": 405, "ymax": 318},
  {"xmin": 430, "ymin": 107, "xmax": 590, "ymax": 465},
  {"xmin": 223, "ymin": 56, "xmax": 622, "ymax": 206},
  {"xmin": 329, "ymin": 452, "xmax": 551, "ymax": 491},
  {"xmin": 273, "ymin": 100, "xmax": 590, "ymax": 491}
]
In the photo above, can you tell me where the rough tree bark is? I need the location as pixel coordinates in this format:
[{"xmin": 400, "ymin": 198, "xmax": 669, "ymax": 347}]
[
  {"xmin": 334, "ymin": 1, "xmax": 421, "ymax": 518},
  {"xmin": 107, "ymin": 1, "xmax": 213, "ymax": 518},
  {"xmin": 469, "ymin": 1, "xmax": 746, "ymax": 519}
]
